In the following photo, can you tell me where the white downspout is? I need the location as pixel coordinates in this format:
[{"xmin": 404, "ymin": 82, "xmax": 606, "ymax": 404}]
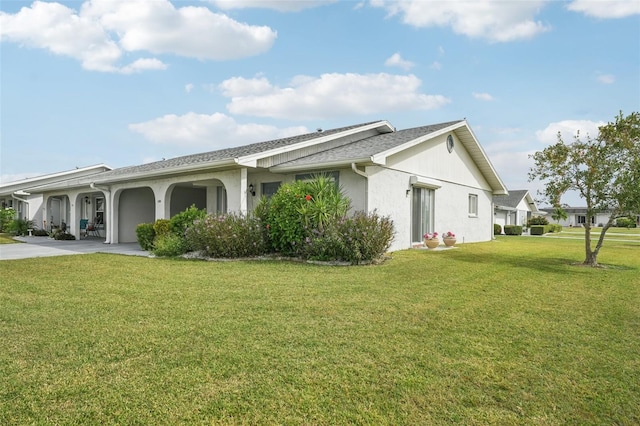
[
  {"xmin": 12, "ymin": 191, "xmax": 30, "ymax": 221},
  {"xmin": 90, "ymin": 183, "xmax": 111, "ymax": 244},
  {"xmin": 351, "ymin": 163, "xmax": 368, "ymax": 212}
]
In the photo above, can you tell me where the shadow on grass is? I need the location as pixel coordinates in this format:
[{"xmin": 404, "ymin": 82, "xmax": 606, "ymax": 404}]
[{"xmin": 447, "ymin": 249, "xmax": 636, "ymax": 274}]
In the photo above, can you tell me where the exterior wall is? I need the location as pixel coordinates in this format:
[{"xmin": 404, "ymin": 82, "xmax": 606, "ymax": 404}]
[
  {"xmin": 117, "ymin": 187, "xmax": 155, "ymax": 243},
  {"xmin": 368, "ymin": 132, "xmax": 495, "ymax": 251}
]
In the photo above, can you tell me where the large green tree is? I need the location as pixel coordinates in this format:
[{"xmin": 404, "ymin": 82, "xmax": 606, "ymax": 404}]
[{"xmin": 529, "ymin": 111, "xmax": 640, "ymax": 266}]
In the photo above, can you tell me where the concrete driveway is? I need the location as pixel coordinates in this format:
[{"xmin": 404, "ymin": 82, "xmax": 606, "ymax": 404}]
[{"xmin": 0, "ymin": 236, "xmax": 148, "ymax": 260}]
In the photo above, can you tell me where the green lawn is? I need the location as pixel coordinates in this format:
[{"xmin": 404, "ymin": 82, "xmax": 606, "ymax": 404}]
[
  {"xmin": 0, "ymin": 233, "xmax": 19, "ymax": 244},
  {"xmin": 1, "ymin": 237, "xmax": 639, "ymax": 424},
  {"xmin": 542, "ymin": 227, "xmax": 640, "ymax": 243}
]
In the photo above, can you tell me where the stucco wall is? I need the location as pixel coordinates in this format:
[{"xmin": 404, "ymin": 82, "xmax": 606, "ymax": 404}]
[{"xmin": 118, "ymin": 187, "xmax": 155, "ymax": 243}]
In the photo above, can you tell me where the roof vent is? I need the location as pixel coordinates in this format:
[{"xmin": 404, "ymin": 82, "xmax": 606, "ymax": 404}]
[{"xmin": 316, "ymin": 128, "xmax": 323, "ymax": 133}]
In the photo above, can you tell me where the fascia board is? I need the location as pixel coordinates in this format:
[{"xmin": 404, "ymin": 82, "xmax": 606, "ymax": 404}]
[
  {"xmin": 236, "ymin": 121, "xmax": 394, "ymax": 167},
  {"xmin": 371, "ymin": 121, "xmax": 464, "ymax": 165},
  {"xmin": 91, "ymin": 159, "xmax": 238, "ymax": 184},
  {"xmin": 270, "ymin": 158, "xmax": 371, "ymax": 173},
  {"xmin": 0, "ymin": 164, "xmax": 112, "ymax": 193}
]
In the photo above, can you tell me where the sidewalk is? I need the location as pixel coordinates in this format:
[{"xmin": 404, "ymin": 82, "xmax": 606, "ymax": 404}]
[{"xmin": 0, "ymin": 236, "xmax": 148, "ymax": 260}]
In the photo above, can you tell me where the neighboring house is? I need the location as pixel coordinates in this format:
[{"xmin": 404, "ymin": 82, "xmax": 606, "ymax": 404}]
[
  {"xmin": 493, "ymin": 190, "xmax": 541, "ymax": 231},
  {"xmin": 0, "ymin": 165, "xmax": 112, "ymax": 228},
  {"xmin": 539, "ymin": 207, "xmax": 636, "ymax": 227},
  {"xmin": 5, "ymin": 119, "xmax": 508, "ymax": 252}
]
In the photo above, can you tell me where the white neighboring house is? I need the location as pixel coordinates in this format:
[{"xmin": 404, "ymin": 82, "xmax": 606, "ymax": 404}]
[
  {"xmin": 6, "ymin": 120, "xmax": 508, "ymax": 251},
  {"xmin": 493, "ymin": 190, "xmax": 541, "ymax": 231},
  {"xmin": 539, "ymin": 207, "xmax": 628, "ymax": 228},
  {"xmin": 0, "ymin": 165, "xmax": 112, "ymax": 229}
]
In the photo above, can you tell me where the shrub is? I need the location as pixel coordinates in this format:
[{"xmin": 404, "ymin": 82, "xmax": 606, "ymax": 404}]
[
  {"xmin": 300, "ymin": 211, "xmax": 394, "ymax": 264},
  {"xmin": 170, "ymin": 205, "xmax": 207, "ymax": 236},
  {"xmin": 153, "ymin": 219, "xmax": 171, "ymax": 237},
  {"xmin": 503, "ymin": 225, "xmax": 523, "ymax": 235},
  {"xmin": 152, "ymin": 233, "xmax": 188, "ymax": 257},
  {"xmin": 615, "ymin": 217, "xmax": 636, "ymax": 228},
  {"xmin": 530, "ymin": 225, "xmax": 546, "ymax": 235},
  {"xmin": 0, "ymin": 208, "xmax": 15, "ymax": 232},
  {"xmin": 53, "ymin": 231, "xmax": 76, "ymax": 240},
  {"xmin": 265, "ymin": 175, "xmax": 351, "ymax": 256},
  {"xmin": 7, "ymin": 218, "xmax": 33, "ymax": 236},
  {"xmin": 494, "ymin": 224, "xmax": 502, "ymax": 235},
  {"xmin": 527, "ymin": 215, "xmax": 549, "ymax": 226},
  {"xmin": 32, "ymin": 229, "xmax": 49, "ymax": 237},
  {"xmin": 136, "ymin": 223, "xmax": 156, "ymax": 251},
  {"xmin": 185, "ymin": 213, "xmax": 267, "ymax": 258}
]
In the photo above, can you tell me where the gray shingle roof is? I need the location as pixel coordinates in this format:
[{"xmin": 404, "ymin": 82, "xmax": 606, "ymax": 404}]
[
  {"xmin": 493, "ymin": 190, "xmax": 529, "ymax": 208},
  {"xmin": 95, "ymin": 121, "xmax": 382, "ymax": 180},
  {"xmin": 271, "ymin": 120, "xmax": 463, "ymax": 168}
]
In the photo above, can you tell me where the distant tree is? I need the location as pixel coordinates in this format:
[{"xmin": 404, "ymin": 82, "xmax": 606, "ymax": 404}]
[
  {"xmin": 529, "ymin": 111, "xmax": 640, "ymax": 266},
  {"xmin": 551, "ymin": 207, "xmax": 568, "ymax": 224}
]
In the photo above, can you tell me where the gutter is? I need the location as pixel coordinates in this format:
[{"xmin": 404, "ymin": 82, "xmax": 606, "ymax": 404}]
[
  {"xmin": 351, "ymin": 163, "xmax": 368, "ymax": 178},
  {"xmin": 90, "ymin": 182, "xmax": 111, "ymax": 244}
]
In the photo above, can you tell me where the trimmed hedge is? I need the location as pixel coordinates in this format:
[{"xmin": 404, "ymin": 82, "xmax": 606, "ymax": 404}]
[
  {"xmin": 530, "ymin": 225, "xmax": 547, "ymax": 235},
  {"xmin": 494, "ymin": 224, "xmax": 502, "ymax": 235},
  {"xmin": 503, "ymin": 225, "xmax": 523, "ymax": 235}
]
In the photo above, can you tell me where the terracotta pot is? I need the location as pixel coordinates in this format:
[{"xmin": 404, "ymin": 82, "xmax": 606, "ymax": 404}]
[
  {"xmin": 424, "ymin": 238, "xmax": 440, "ymax": 249},
  {"xmin": 443, "ymin": 237, "xmax": 456, "ymax": 247}
]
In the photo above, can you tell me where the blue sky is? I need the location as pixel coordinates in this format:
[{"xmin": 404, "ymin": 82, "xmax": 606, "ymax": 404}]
[{"xmin": 1, "ymin": 0, "xmax": 639, "ymax": 206}]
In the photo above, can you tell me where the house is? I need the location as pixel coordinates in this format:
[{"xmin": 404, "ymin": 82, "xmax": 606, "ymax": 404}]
[
  {"xmin": 4, "ymin": 119, "xmax": 508, "ymax": 252},
  {"xmin": 0, "ymin": 165, "xmax": 112, "ymax": 229},
  {"xmin": 493, "ymin": 190, "xmax": 541, "ymax": 231},
  {"xmin": 539, "ymin": 207, "xmax": 634, "ymax": 228}
]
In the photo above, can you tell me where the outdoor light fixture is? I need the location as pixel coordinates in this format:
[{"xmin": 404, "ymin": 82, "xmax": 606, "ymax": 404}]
[
  {"xmin": 248, "ymin": 184, "xmax": 256, "ymax": 196},
  {"xmin": 84, "ymin": 196, "xmax": 90, "ymax": 204}
]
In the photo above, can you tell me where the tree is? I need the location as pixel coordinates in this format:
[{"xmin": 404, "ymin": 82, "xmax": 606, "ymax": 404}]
[
  {"xmin": 551, "ymin": 207, "xmax": 568, "ymax": 224},
  {"xmin": 529, "ymin": 111, "xmax": 640, "ymax": 266}
]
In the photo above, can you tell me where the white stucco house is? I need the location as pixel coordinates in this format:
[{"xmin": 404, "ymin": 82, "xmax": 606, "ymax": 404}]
[
  {"xmin": 3, "ymin": 119, "xmax": 508, "ymax": 252},
  {"xmin": 539, "ymin": 207, "xmax": 628, "ymax": 228},
  {"xmin": 0, "ymin": 165, "xmax": 112, "ymax": 228},
  {"xmin": 493, "ymin": 190, "xmax": 541, "ymax": 231}
]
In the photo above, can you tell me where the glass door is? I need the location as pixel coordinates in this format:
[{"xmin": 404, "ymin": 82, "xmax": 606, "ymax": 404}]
[{"xmin": 412, "ymin": 187, "xmax": 434, "ymax": 243}]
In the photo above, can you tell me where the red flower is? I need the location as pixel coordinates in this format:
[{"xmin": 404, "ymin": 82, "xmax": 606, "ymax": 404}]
[{"xmin": 305, "ymin": 194, "xmax": 312, "ymax": 201}]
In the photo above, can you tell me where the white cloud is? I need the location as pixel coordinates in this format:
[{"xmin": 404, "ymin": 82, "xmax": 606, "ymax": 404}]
[
  {"xmin": 221, "ymin": 73, "xmax": 451, "ymax": 120},
  {"xmin": 185, "ymin": 83, "xmax": 195, "ymax": 93},
  {"xmin": 384, "ymin": 52, "xmax": 415, "ymax": 70},
  {"xmin": 473, "ymin": 92, "xmax": 494, "ymax": 101},
  {"xmin": 535, "ymin": 119, "xmax": 606, "ymax": 144},
  {"xmin": 596, "ymin": 73, "xmax": 615, "ymax": 84},
  {"xmin": 129, "ymin": 112, "xmax": 309, "ymax": 148},
  {"xmin": 371, "ymin": 0, "xmax": 550, "ymax": 42},
  {"xmin": 209, "ymin": 0, "xmax": 336, "ymax": 12},
  {"xmin": 567, "ymin": 0, "xmax": 640, "ymax": 18},
  {"xmin": 0, "ymin": 0, "xmax": 277, "ymax": 72}
]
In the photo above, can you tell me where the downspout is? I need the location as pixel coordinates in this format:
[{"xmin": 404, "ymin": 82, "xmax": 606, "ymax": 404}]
[
  {"xmin": 12, "ymin": 191, "xmax": 30, "ymax": 220},
  {"xmin": 351, "ymin": 163, "xmax": 368, "ymax": 211},
  {"xmin": 90, "ymin": 183, "xmax": 111, "ymax": 244}
]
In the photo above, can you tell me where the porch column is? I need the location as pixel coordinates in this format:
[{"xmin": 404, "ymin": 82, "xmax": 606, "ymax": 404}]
[{"xmin": 240, "ymin": 167, "xmax": 248, "ymax": 214}]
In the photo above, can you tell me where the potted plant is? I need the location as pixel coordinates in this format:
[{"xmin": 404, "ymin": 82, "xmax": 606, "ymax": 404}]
[
  {"xmin": 442, "ymin": 231, "xmax": 456, "ymax": 247},
  {"xmin": 423, "ymin": 232, "xmax": 439, "ymax": 249}
]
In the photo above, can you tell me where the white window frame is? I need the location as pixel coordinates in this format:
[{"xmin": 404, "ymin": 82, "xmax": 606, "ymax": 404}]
[{"xmin": 468, "ymin": 194, "xmax": 478, "ymax": 217}]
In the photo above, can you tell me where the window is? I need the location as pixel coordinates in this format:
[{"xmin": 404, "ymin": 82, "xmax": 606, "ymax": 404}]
[
  {"xmin": 261, "ymin": 182, "xmax": 281, "ymax": 199},
  {"xmin": 95, "ymin": 197, "xmax": 104, "ymax": 224},
  {"xmin": 468, "ymin": 194, "xmax": 478, "ymax": 217},
  {"xmin": 412, "ymin": 187, "xmax": 434, "ymax": 242},
  {"xmin": 295, "ymin": 171, "xmax": 339, "ymax": 187}
]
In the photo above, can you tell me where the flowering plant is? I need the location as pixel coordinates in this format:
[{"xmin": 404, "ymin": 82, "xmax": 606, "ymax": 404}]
[
  {"xmin": 443, "ymin": 231, "xmax": 455, "ymax": 238},
  {"xmin": 423, "ymin": 232, "xmax": 438, "ymax": 240}
]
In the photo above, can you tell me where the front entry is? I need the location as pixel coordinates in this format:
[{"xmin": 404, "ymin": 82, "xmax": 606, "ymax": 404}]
[{"xmin": 412, "ymin": 187, "xmax": 434, "ymax": 243}]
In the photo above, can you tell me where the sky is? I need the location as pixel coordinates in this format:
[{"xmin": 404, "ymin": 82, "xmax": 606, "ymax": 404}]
[{"xmin": 1, "ymin": 0, "xmax": 639, "ymax": 207}]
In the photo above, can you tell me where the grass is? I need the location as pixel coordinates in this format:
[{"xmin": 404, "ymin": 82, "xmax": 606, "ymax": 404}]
[
  {"xmin": 1, "ymin": 237, "xmax": 639, "ymax": 424},
  {"xmin": 0, "ymin": 233, "xmax": 19, "ymax": 244},
  {"xmin": 541, "ymin": 227, "xmax": 640, "ymax": 244}
]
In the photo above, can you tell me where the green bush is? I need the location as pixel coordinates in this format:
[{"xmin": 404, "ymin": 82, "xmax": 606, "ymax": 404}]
[
  {"xmin": 136, "ymin": 223, "xmax": 156, "ymax": 251},
  {"xmin": 300, "ymin": 211, "xmax": 394, "ymax": 264},
  {"xmin": 503, "ymin": 225, "xmax": 523, "ymax": 235},
  {"xmin": 0, "ymin": 208, "xmax": 15, "ymax": 232},
  {"xmin": 32, "ymin": 229, "xmax": 49, "ymax": 237},
  {"xmin": 153, "ymin": 233, "xmax": 188, "ymax": 257},
  {"xmin": 494, "ymin": 224, "xmax": 502, "ymax": 235},
  {"xmin": 615, "ymin": 217, "xmax": 637, "ymax": 228},
  {"xmin": 530, "ymin": 225, "xmax": 546, "ymax": 235},
  {"xmin": 185, "ymin": 213, "xmax": 266, "ymax": 258},
  {"xmin": 527, "ymin": 215, "xmax": 549, "ymax": 226},
  {"xmin": 550, "ymin": 224, "xmax": 563, "ymax": 233},
  {"xmin": 7, "ymin": 218, "xmax": 33, "ymax": 236},
  {"xmin": 170, "ymin": 205, "xmax": 206, "ymax": 236},
  {"xmin": 153, "ymin": 219, "xmax": 171, "ymax": 237}
]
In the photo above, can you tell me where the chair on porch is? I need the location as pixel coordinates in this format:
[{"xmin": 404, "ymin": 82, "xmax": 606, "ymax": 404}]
[
  {"xmin": 86, "ymin": 220, "xmax": 100, "ymax": 237},
  {"xmin": 79, "ymin": 219, "xmax": 88, "ymax": 238}
]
